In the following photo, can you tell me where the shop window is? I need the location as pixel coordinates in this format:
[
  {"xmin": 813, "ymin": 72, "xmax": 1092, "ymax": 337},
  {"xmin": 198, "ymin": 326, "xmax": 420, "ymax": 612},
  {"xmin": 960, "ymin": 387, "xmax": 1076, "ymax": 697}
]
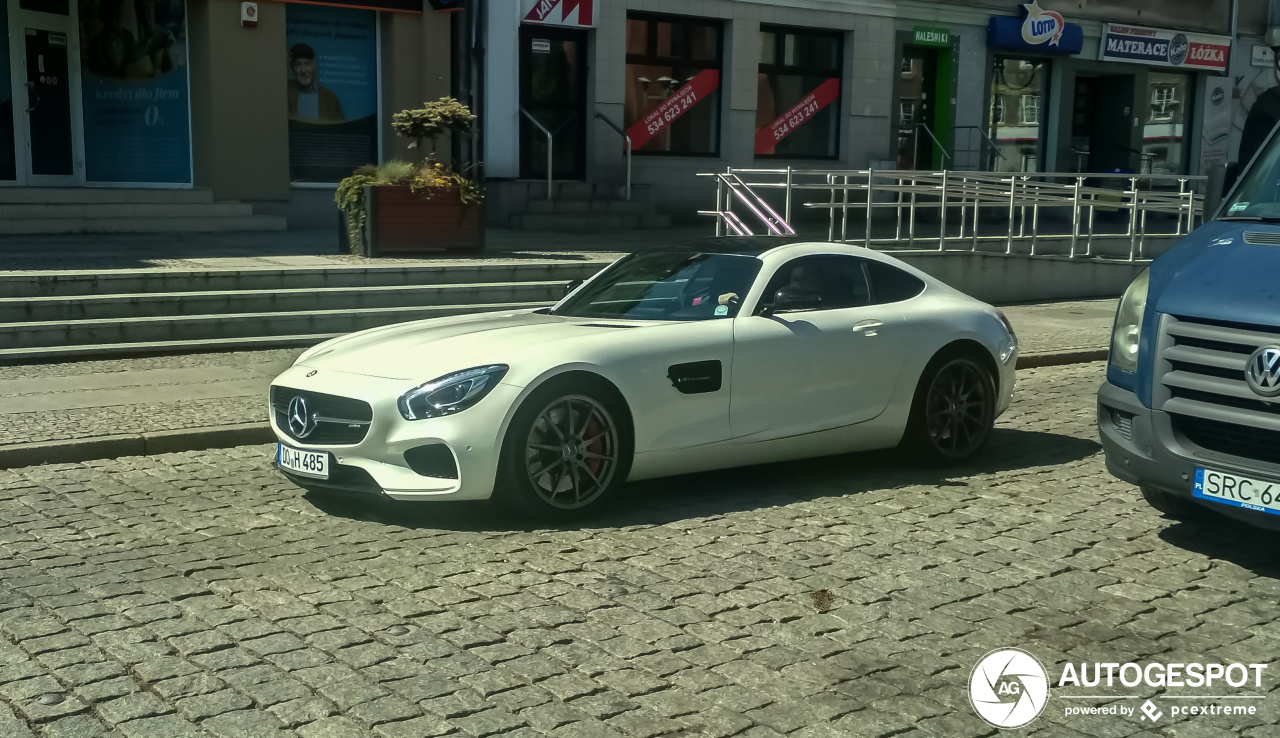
[
  {"xmin": 1143, "ymin": 72, "xmax": 1191, "ymax": 175},
  {"xmin": 987, "ymin": 57, "xmax": 1046, "ymax": 173},
  {"xmin": 755, "ymin": 26, "xmax": 842, "ymax": 158},
  {"xmin": 624, "ymin": 13, "xmax": 723, "ymax": 156}
]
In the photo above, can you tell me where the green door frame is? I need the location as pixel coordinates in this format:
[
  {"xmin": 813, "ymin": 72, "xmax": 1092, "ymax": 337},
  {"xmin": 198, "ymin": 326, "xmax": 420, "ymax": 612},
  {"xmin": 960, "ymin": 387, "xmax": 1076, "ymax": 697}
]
[{"xmin": 904, "ymin": 27, "xmax": 957, "ymax": 170}]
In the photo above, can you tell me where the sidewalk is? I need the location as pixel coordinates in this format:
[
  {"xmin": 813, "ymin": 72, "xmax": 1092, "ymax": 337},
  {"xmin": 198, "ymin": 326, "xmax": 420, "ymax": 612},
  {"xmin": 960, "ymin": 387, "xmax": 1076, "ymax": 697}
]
[{"xmin": 0, "ymin": 298, "xmax": 1115, "ymax": 465}]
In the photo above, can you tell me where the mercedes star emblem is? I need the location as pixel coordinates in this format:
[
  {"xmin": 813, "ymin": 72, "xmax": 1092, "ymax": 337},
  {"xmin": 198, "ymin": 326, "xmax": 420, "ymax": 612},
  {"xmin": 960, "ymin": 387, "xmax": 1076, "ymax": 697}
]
[
  {"xmin": 287, "ymin": 396, "xmax": 316, "ymax": 438},
  {"xmin": 1245, "ymin": 345, "xmax": 1280, "ymax": 398}
]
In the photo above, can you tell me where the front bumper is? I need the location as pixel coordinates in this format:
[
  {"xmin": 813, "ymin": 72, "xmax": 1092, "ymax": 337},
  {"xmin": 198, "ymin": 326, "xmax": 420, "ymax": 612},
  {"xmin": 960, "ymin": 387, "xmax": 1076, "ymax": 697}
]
[
  {"xmin": 1097, "ymin": 380, "xmax": 1280, "ymax": 530},
  {"xmin": 270, "ymin": 365, "xmax": 520, "ymax": 502}
]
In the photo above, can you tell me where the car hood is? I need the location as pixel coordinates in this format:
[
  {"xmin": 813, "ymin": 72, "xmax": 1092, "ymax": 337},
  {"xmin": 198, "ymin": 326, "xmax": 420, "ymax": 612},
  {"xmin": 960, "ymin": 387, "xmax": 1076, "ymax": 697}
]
[
  {"xmin": 1151, "ymin": 221, "xmax": 1280, "ymax": 327},
  {"xmin": 295, "ymin": 310, "xmax": 649, "ymax": 381}
]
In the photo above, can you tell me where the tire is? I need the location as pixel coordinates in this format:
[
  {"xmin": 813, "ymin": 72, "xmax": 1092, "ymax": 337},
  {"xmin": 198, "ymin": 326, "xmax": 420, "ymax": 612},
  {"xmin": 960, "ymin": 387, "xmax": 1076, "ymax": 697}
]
[
  {"xmin": 902, "ymin": 350, "xmax": 997, "ymax": 464},
  {"xmin": 1140, "ymin": 485, "xmax": 1199, "ymax": 521},
  {"xmin": 494, "ymin": 375, "xmax": 634, "ymax": 521}
]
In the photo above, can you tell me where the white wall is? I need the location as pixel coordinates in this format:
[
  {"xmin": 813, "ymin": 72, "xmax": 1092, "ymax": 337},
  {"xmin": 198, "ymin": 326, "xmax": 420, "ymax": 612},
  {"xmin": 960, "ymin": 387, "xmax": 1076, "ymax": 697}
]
[{"xmin": 484, "ymin": 1, "xmax": 522, "ymax": 178}]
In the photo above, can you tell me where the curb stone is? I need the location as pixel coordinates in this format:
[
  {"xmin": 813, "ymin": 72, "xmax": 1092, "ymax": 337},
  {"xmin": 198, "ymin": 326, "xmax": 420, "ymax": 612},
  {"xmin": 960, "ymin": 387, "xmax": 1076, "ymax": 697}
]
[{"xmin": 0, "ymin": 350, "xmax": 1109, "ymax": 469}]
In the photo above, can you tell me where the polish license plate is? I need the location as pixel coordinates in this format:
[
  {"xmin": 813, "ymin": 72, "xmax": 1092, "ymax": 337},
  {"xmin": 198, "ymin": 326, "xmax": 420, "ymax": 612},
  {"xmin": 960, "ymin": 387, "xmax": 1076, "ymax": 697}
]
[
  {"xmin": 277, "ymin": 443, "xmax": 329, "ymax": 480},
  {"xmin": 1193, "ymin": 468, "xmax": 1280, "ymax": 516}
]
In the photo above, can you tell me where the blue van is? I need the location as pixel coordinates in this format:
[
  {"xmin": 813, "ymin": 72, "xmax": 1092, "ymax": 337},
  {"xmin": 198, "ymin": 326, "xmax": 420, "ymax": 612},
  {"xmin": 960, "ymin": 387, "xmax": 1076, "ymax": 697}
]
[{"xmin": 1098, "ymin": 137, "xmax": 1280, "ymax": 528}]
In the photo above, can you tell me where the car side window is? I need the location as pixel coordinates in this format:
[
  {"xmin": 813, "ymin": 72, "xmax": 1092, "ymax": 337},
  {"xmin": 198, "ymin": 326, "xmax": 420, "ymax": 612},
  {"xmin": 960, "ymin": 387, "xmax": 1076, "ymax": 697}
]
[
  {"xmin": 865, "ymin": 261, "xmax": 926, "ymax": 304},
  {"xmin": 756, "ymin": 255, "xmax": 872, "ymax": 314}
]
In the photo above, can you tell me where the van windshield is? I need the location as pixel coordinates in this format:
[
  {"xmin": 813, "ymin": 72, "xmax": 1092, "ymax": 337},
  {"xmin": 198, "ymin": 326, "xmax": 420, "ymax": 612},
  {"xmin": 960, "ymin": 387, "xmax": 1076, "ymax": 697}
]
[{"xmin": 1222, "ymin": 131, "xmax": 1280, "ymax": 220}]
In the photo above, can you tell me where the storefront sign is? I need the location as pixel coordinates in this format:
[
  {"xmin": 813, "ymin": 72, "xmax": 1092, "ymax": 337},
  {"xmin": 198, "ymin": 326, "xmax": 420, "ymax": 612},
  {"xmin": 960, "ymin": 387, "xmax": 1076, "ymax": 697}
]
[
  {"xmin": 1200, "ymin": 76, "xmax": 1232, "ymax": 171},
  {"xmin": 912, "ymin": 26, "xmax": 951, "ymax": 47},
  {"xmin": 755, "ymin": 78, "xmax": 839, "ymax": 155},
  {"xmin": 78, "ymin": 0, "xmax": 192, "ymax": 184},
  {"xmin": 987, "ymin": 1, "xmax": 1083, "ymax": 56},
  {"xmin": 522, "ymin": 0, "xmax": 595, "ymax": 28},
  {"xmin": 624, "ymin": 69, "xmax": 719, "ymax": 151},
  {"xmin": 1100, "ymin": 24, "xmax": 1230, "ymax": 72},
  {"xmin": 286, "ymin": 4, "xmax": 379, "ymax": 183},
  {"xmin": 1252, "ymin": 45, "xmax": 1275, "ymax": 68}
]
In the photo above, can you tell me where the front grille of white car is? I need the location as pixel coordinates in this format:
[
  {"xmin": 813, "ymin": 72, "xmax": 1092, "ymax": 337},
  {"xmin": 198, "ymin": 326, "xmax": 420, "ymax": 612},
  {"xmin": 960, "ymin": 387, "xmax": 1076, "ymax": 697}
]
[
  {"xmin": 1154, "ymin": 314, "xmax": 1280, "ymax": 465},
  {"xmin": 271, "ymin": 387, "xmax": 373, "ymax": 445}
]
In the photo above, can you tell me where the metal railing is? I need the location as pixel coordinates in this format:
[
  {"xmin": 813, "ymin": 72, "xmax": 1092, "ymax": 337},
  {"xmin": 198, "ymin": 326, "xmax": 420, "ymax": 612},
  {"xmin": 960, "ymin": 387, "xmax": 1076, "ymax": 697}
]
[
  {"xmin": 594, "ymin": 112, "xmax": 632, "ymax": 201},
  {"xmin": 519, "ymin": 106, "xmax": 553, "ymax": 200},
  {"xmin": 915, "ymin": 125, "xmax": 952, "ymax": 166},
  {"xmin": 698, "ymin": 167, "xmax": 1207, "ymax": 261}
]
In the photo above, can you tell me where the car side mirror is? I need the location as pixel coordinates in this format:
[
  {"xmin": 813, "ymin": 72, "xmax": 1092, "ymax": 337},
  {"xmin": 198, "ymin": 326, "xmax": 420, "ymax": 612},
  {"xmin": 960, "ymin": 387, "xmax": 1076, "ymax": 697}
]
[
  {"xmin": 563, "ymin": 278, "xmax": 583, "ymax": 297},
  {"xmin": 771, "ymin": 285, "xmax": 822, "ymax": 314}
]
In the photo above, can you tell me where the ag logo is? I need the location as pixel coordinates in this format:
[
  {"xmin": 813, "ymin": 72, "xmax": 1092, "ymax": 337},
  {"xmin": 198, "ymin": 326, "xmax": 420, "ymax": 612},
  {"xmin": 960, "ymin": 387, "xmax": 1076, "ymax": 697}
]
[{"xmin": 969, "ymin": 648, "xmax": 1049, "ymax": 728}]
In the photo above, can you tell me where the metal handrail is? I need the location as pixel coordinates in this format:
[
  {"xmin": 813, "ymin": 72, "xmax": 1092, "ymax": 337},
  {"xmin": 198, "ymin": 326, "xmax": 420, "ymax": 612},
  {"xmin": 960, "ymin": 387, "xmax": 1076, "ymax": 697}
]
[
  {"xmin": 594, "ymin": 112, "xmax": 632, "ymax": 201},
  {"xmin": 954, "ymin": 125, "xmax": 1007, "ymax": 163},
  {"xmin": 519, "ymin": 106, "xmax": 553, "ymax": 200},
  {"xmin": 916, "ymin": 125, "xmax": 953, "ymax": 165}
]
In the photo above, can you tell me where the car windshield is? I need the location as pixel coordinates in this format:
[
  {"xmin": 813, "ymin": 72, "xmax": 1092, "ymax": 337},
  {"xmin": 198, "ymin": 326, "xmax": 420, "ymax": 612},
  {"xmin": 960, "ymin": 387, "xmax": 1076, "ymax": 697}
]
[
  {"xmin": 552, "ymin": 252, "xmax": 762, "ymax": 321},
  {"xmin": 1223, "ymin": 130, "xmax": 1280, "ymax": 220}
]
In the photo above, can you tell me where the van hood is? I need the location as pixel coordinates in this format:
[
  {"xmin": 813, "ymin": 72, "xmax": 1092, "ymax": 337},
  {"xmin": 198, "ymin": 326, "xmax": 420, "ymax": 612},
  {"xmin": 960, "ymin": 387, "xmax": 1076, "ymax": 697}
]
[{"xmin": 1150, "ymin": 221, "xmax": 1280, "ymax": 327}]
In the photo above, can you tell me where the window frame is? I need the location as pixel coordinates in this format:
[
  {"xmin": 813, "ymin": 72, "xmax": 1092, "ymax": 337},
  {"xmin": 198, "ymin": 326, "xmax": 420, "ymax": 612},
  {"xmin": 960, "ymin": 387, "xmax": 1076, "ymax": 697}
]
[
  {"xmin": 624, "ymin": 12, "xmax": 725, "ymax": 158},
  {"xmin": 754, "ymin": 24, "xmax": 844, "ymax": 161}
]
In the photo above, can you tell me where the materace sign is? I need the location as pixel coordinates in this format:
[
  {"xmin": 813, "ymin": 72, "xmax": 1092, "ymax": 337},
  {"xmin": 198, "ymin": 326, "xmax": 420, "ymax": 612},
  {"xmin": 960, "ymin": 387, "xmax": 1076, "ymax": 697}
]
[
  {"xmin": 755, "ymin": 78, "xmax": 840, "ymax": 155},
  {"xmin": 1100, "ymin": 23, "xmax": 1229, "ymax": 72},
  {"xmin": 523, "ymin": 0, "xmax": 595, "ymax": 27},
  {"xmin": 625, "ymin": 70, "xmax": 720, "ymax": 151}
]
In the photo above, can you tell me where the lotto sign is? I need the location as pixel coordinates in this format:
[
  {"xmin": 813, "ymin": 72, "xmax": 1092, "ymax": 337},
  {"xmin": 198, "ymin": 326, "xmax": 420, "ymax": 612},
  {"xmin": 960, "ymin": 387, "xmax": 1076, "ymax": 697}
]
[
  {"xmin": 755, "ymin": 78, "xmax": 840, "ymax": 155},
  {"xmin": 625, "ymin": 70, "xmax": 720, "ymax": 150},
  {"xmin": 1100, "ymin": 24, "xmax": 1229, "ymax": 72},
  {"xmin": 522, "ymin": 0, "xmax": 594, "ymax": 27}
]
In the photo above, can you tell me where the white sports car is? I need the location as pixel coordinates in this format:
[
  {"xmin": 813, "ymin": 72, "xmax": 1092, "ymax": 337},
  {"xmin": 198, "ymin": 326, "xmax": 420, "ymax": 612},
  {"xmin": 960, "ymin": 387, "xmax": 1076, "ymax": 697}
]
[{"xmin": 270, "ymin": 239, "xmax": 1018, "ymax": 518}]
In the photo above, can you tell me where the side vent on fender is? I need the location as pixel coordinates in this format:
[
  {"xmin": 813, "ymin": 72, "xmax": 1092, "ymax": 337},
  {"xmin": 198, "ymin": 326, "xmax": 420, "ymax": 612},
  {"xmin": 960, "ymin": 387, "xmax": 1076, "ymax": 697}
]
[{"xmin": 667, "ymin": 360, "xmax": 722, "ymax": 395}]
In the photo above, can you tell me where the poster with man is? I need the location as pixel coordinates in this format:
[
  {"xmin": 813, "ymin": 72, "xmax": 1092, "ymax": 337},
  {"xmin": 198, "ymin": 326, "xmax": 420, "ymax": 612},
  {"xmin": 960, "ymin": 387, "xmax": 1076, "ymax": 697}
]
[
  {"xmin": 76, "ymin": 0, "xmax": 191, "ymax": 184},
  {"xmin": 285, "ymin": 5, "xmax": 378, "ymax": 183}
]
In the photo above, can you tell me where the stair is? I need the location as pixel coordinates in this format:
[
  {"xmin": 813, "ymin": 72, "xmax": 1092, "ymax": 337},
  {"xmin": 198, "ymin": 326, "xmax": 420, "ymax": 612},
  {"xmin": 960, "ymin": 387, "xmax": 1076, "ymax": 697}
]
[
  {"xmin": 0, "ymin": 260, "xmax": 612, "ymax": 361},
  {"xmin": 505, "ymin": 182, "xmax": 672, "ymax": 232},
  {"xmin": 0, "ymin": 188, "xmax": 285, "ymax": 234}
]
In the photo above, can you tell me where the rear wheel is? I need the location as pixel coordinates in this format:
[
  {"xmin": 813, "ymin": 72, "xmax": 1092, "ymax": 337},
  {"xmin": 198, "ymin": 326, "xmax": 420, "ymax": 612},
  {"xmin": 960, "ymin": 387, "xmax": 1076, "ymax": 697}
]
[
  {"xmin": 904, "ymin": 352, "xmax": 996, "ymax": 464},
  {"xmin": 496, "ymin": 377, "xmax": 633, "ymax": 521}
]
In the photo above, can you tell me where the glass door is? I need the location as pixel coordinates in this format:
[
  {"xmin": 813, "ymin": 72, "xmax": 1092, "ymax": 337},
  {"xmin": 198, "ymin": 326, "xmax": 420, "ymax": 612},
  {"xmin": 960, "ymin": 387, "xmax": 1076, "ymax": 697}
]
[
  {"xmin": 10, "ymin": 0, "xmax": 83, "ymax": 184},
  {"xmin": 896, "ymin": 46, "xmax": 937, "ymax": 170},
  {"xmin": 519, "ymin": 24, "xmax": 587, "ymax": 181}
]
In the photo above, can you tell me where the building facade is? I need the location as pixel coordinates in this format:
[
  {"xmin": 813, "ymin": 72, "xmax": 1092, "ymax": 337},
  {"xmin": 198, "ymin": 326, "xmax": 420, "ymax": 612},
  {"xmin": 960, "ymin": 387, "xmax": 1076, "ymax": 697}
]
[
  {"xmin": 0, "ymin": 0, "xmax": 454, "ymax": 227},
  {"xmin": 483, "ymin": 0, "xmax": 1246, "ymax": 224}
]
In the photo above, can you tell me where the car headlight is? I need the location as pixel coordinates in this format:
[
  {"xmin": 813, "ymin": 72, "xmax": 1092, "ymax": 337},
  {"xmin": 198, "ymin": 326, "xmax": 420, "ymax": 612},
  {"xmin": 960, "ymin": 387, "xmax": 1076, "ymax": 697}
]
[
  {"xmin": 1109, "ymin": 269, "xmax": 1150, "ymax": 373},
  {"xmin": 397, "ymin": 365, "xmax": 509, "ymax": 420}
]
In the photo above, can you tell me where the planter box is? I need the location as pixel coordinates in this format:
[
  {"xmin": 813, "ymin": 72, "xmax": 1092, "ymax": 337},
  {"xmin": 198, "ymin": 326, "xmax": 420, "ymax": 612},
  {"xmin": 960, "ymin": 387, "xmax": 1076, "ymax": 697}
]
[{"xmin": 363, "ymin": 184, "xmax": 484, "ymax": 256}]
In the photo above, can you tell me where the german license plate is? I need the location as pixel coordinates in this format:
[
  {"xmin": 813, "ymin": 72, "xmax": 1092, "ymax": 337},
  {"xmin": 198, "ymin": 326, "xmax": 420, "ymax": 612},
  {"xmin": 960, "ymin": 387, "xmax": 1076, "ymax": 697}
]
[
  {"xmin": 1193, "ymin": 468, "xmax": 1280, "ymax": 516},
  {"xmin": 277, "ymin": 443, "xmax": 329, "ymax": 480}
]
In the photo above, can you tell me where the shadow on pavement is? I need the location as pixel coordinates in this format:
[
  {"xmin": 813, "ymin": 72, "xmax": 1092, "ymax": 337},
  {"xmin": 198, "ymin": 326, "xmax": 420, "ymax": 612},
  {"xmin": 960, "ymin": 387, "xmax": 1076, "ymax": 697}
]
[
  {"xmin": 1159, "ymin": 518, "xmax": 1280, "ymax": 579},
  {"xmin": 305, "ymin": 427, "xmax": 1101, "ymax": 533}
]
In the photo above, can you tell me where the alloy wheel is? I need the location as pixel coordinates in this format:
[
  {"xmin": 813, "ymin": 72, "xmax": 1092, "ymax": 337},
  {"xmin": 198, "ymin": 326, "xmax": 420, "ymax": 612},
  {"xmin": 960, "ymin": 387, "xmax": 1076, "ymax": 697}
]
[
  {"xmin": 924, "ymin": 359, "xmax": 992, "ymax": 459},
  {"xmin": 524, "ymin": 394, "xmax": 620, "ymax": 510}
]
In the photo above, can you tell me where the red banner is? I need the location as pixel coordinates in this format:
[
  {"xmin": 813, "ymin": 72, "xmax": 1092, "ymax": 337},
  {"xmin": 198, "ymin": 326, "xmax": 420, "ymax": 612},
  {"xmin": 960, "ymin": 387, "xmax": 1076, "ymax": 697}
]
[
  {"xmin": 523, "ymin": 0, "xmax": 594, "ymax": 27},
  {"xmin": 754, "ymin": 78, "xmax": 840, "ymax": 155},
  {"xmin": 625, "ymin": 70, "xmax": 721, "ymax": 151}
]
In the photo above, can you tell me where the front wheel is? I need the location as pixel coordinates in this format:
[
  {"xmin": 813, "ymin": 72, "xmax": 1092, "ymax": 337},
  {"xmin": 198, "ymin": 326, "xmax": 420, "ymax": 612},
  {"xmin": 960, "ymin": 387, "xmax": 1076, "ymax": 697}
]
[
  {"xmin": 495, "ymin": 378, "xmax": 633, "ymax": 521},
  {"xmin": 1140, "ymin": 485, "xmax": 1199, "ymax": 521},
  {"xmin": 903, "ymin": 353, "xmax": 996, "ymax": 464}
]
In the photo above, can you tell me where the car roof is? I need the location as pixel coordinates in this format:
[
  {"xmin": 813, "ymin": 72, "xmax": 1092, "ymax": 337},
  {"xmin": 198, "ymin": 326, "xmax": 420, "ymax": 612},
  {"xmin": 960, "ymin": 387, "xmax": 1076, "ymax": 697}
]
[{"xmin": 655, "ymin": 236, "xmax": 808, "ymax": 256}]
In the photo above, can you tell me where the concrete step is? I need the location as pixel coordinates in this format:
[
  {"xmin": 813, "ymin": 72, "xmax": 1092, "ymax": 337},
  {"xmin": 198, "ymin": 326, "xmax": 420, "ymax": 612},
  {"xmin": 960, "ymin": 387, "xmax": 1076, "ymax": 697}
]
[
  {"xmin": 0, "ymin": 333, "xmax": 336, "ymax": 363},
  {"xmin": 0, "ymin": 261, "xmax": 612, "ymax": 298},
  {"xmin": 0, "ymin": 187, "xmax": 215, "ymax": 204},
  {"xmin": 0, "ymin": 281, "xmax": 570, "ymax": 322},
  {"xmin": 0, "ymin": 202, "xmax": 255, "ymax": 219},
  {"xmin": 509, "ymin": 181, "xmax": 652, "ymax": 202},
  {"xmin": 0, "ymin": 302, "xmax": 552, "ymax": 350},
  {"xmin": 525, "ymin": 199, "xmax": 656, "ymax": 216},
  {"xmin": 0, "ymin": 215, "xmax": 288, "ymax": 235},
  {"xmin": 511, "ymin": 213, "xmax": 673, "ymax": 232}
]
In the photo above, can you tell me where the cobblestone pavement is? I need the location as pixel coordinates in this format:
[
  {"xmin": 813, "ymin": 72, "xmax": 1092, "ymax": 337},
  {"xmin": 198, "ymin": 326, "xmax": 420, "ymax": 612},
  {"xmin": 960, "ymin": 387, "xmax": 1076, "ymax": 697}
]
[
  {"xmin": 1, "ymin": 303, "xmax": 1112, "ymax": 448},
  {"xmin": 2, "ymin": 362, "xmax": 1279, "ymax": 737}
]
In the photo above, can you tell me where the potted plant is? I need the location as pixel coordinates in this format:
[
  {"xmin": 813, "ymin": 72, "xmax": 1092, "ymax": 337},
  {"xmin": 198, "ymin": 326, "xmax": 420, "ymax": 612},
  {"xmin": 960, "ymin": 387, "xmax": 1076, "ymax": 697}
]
[{"xmin": 336, "ymin": 97, "xmax": 483, "ymax": 255}]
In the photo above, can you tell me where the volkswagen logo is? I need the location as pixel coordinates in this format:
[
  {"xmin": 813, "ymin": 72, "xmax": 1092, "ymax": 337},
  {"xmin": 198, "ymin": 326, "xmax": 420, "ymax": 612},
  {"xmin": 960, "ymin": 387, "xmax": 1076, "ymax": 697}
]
[
  {"xmin": 287, "ymin": 396, "xmax": 316, "ymax": 438},
  {"xmin": 1246, "ymin": 346, "xmax": 1280, "ymax": 398}
]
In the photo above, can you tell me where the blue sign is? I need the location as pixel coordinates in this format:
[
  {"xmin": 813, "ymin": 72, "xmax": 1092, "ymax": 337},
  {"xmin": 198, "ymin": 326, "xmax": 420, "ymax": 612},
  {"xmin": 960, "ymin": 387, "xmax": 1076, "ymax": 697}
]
[
  {"xmin": 987, "ymin": 1, "xmax": 1084, "ymax": 56},
  {"xmin": 78, "ymin": 0, "xmax": 192, "ymax": 184}
]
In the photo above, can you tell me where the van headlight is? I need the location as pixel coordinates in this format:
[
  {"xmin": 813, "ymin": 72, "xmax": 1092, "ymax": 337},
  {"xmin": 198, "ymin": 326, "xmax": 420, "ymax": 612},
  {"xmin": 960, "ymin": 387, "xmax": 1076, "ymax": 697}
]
[
  {"xmin": 398, "ymin": 365, "xmax": 509, "ymax": 420},
  {"xmin": 1109, "ymin": 269, "xmax": 1149, "ymax": 373}
]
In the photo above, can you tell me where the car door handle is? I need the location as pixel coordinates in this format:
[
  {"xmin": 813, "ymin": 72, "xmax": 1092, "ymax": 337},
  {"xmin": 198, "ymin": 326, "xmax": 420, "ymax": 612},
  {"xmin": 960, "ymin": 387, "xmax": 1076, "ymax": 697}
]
[{"xmin": 852, "ymin": 320, "xmax": 883, "ymax": 335}]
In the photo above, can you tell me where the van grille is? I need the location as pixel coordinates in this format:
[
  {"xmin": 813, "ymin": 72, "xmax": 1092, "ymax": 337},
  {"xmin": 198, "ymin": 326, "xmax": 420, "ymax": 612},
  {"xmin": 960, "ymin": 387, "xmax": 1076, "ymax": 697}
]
[
  {"xmin": 1156, "ymin": 314, "xmax": 1280, "ymax": 465},
  {"xmin": 1242, "ymin": 231, "xmax": 1280, "ymax": 246}
]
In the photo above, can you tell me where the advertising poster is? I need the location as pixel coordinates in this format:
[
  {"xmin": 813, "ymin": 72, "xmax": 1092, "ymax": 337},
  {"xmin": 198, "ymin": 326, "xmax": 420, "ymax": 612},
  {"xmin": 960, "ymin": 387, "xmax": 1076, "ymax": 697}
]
[
  {"xmin": 755, "ymin": 78, "xmax": 839, "ymax": 155},
  {"xmin": 0, "ymin": 9, "xmax": 13, "ymax": 181},
  {"xmin": 624, "ymin": 69, "xmax": 719, "ymax": 151},
  {"xmin": 286, "ymin": 4, "xmax": 378, "ymax": 183},
  {"xmin": 1100, "ymin": 24, "xmax": 1230, "ymax": 73},
  {"xmin": 77, "ymin": 0, "xmax": 192, "ymax": 184}
]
